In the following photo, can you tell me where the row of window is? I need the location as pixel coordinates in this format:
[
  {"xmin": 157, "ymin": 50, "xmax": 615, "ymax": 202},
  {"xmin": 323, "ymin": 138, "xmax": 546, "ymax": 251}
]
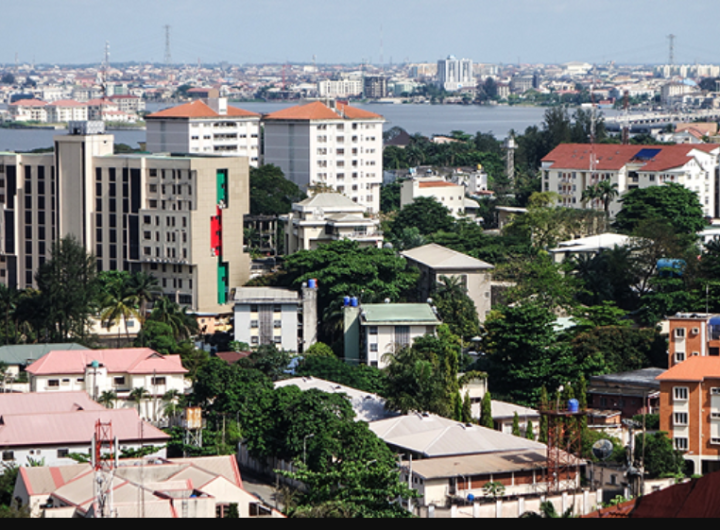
[{"xmin": 250, "ymin": 320, "xmax": 283, "ymax": 328}]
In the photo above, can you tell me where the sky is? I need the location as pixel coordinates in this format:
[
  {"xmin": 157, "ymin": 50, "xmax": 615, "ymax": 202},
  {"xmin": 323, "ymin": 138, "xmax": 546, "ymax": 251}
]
[{"xmin": 2, "ymin": 0, "xmax": 718, "ymax": 67}]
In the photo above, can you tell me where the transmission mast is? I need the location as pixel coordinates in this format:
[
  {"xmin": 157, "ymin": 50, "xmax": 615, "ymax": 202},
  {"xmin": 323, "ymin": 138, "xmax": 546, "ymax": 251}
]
[
  {"xmin": 667, "ymin": 34, "xmax": 675, "ymax": 66},
  {"xmin": 92, "ymin": 420, "xmax": 118, "ymax": 518},
  {"xmin": 102, "ymin": 41, "xmax": 110, "ymax": 98}
]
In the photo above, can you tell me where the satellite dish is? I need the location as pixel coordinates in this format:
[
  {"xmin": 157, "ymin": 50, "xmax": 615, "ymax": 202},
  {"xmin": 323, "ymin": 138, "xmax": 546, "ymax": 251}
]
[{"xmin": 592, "ymin": 438, "xmax": 614, "ymax": 461}]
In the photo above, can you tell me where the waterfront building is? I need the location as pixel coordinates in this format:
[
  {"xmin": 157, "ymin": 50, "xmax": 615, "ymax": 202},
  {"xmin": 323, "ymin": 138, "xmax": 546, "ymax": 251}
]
[
  {"xmin": 263, "ymin": 101, "xmax": 385, "ymax": 213},
  {"xmin": 363, "ymin": 75, "xmax": 388, "ymax": 99},
  {"xmin": 0, "ymin": 121, "xmax": 250, "ymax": 315},
  {"xmin": 316, "ymin": 77, "xmax": 363, "ymax": 98},
  {"xmin": 145, "ymin": 98, "xmax": 261, "ymax": 165},
  {"xmin": 541, "ymin": 143, "xmax": 720, "ymax": 219},
  {"xmin": 436, "ymin": 56, "xmax": 475, "ymax": 92}
]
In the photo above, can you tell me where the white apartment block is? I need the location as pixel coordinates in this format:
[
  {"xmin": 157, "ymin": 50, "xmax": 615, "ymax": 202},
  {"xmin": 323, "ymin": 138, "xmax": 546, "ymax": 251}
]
[
  {"xmin": 437, "ymin": 55, "xmax": 475, "ymax": 91},
  {"xmin": 146, "ymin": 98, "xmax": 261, "ymax": 166},
  {"xmin": 400, "ymin": 177, "xmax": 467, "ymax": 218},
  {"xmin": 541, "ymin": 143, "xmax": 720, "ymax": 219},
  {"xmin": 317, "ymin": 78, "xmax": 363, "ymax": 98},
  {"xmin": 0, "ymin": 121, "xmax": 250, "ymax": 315},
  {"xmin": 263, "ymin": 101, "xmax": 385, "ymax": 213}
]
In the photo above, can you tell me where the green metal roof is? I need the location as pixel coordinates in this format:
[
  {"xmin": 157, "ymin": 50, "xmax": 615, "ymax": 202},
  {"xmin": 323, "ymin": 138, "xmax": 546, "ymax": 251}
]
[
  {"xmin": 0, "ymin": 343, "xmax": 89, "ymax": 366},
  {"xmin": 360, "ymin": 304, "xmax": 441, "ymax": 326}
]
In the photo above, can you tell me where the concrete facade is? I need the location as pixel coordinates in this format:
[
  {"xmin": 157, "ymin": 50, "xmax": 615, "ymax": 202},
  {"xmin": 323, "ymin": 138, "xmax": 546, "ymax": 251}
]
[{"xmin": 0, "ymin": 124, "xmax": 250, "ymax": 314}]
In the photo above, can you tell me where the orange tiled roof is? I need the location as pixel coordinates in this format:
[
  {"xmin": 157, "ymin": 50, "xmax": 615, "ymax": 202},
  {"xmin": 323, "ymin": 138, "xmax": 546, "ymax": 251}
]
[
  {"xmin": 9, "ymin": 98, "xmax": 47, "ymax": 107},
  {"xmin": 582, "ymin": 499, "xmax": 636, "ymax": 518},
  {"xmin": 263, "ymin": 101, "xmax": 384, "ymax": 121},
  {"xmin": 418, "ymin": 181, "xmax": 459, "ymax": 188},
  {"xmin": 49, "ymin": 99, "xmax": 85, "ymax": 107},
  {"xmin": 656, "ymin": 355, "xmax": 720, "ymax": 382},
  {"xmin": 146, "ymin": 99, "xmax": 259, "ymax": 119}
]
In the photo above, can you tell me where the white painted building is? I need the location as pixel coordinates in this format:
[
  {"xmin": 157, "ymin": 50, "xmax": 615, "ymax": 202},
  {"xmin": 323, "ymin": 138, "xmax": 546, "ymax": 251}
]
[
  {"xmin": 437, "ymin": 55, "xmax": 475, "ymax": 91},
  {"xmin": 282, "ymin": 193, "xmax": 383, "ymax": 254},
  {"xmin": 146, "ymin": 98, "xmax": 261, "ymax": 165},
  {"xmin": 400, "ymin": 177, "xmax": 467, "ymax": 218},
  {"xmin": 541, "ymin": 143, "xmax": 720, "ymax": 219},
  {"xmin": 233, "ymin": 287, "xmax": 301, "ymax": 351},
  {"xmin": 317, "ymin": 77, "xmax": 363, "ymax": 98},
  {"xmin": 262, "ymin": 101, "xmax": 385, "ymax": 213},
  {"xmin": 25, "ymin": 348, "xmax": 187, "ymax": 421}
]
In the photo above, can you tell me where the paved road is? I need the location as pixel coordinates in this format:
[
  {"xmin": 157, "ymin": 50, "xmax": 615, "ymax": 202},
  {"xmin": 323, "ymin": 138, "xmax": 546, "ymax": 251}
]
[{"xmin": 239, "ymin": 466, "xmax": 286, "ymax": 513}]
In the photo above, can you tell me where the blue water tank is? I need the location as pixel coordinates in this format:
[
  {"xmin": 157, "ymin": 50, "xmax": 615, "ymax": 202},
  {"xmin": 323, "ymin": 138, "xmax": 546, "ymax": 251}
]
[
  {"xmin": 467, "ymin": 493, "xmax": 475, "ymax": 502},
  {"xmin": 91, "ymin": 360, "xmax": 99, "ymax": 368},
  {"xmin": 568, "ymin": 399, "xmax": 579, "ymax": 413},
  {"xmin": 350, "ymin": 297, "xmax": 358, "ymax": 307},
  {"xmin": 710, "ymin": 317, "xmax": 720, "ymax": 327},
  {"xmin": 657, "ymin": 258, "xmax": 686, "ymax": 277},
  {"xmin": 308, "ymin": 278, "xmax": 316, "ymax": 289},
  {"xmin": 343, "ymin": 296, "xmax": 350, "ymax": 307}
]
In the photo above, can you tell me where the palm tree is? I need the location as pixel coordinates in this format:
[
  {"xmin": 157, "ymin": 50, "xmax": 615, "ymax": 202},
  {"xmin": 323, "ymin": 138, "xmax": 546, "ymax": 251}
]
[
  {"xmin": 128, "ymin": 272, "xmax": 162, "ymax": 347},
  {"xmin": 98, "ymin": 390, "xmax": 117, "ymax": 409},
  {"xmin": 596, "ymin": 179, "xmax": 620, "ymax": 216},
  {"xmin": 100, "ymin": 275, "xmax": 139, "ymax": 347},
  {"xmin": 161, "ymin": 389, "xmax": 183, "ymax": 422},
  {"xmin": 129, "ymin": 387, "xmax": 149, "ymax": 417},
  {"xmin": 149, "ymin": 297, "xmax": 198, "ymax": 342}
]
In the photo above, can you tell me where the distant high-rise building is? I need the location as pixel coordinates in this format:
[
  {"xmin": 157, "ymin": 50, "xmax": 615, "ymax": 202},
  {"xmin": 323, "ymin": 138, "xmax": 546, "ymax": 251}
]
[
  {"xmin": 437, "ymin": 55, "xmax": 475, "ymax": 91},
  {"xmin": 363, "ymin": 75, "xmax": 387, "ymax": 99}
]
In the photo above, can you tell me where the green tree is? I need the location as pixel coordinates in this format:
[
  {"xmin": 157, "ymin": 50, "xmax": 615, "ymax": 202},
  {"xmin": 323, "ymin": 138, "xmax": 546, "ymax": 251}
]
[
  {"xmin": 249, "ymin": 164, "xmax": 306, "ymax": 216},
  {"xmin": 295, "ymin": 355, "xmax": 387, "ymax": 395},
  {"xmin": 613, "ymin": 182, "xmax": 706, "ymax": 236},
  {"xmin": 512, "ymin": 412, "xmax": 521, "ymax": 436},
  {"xmin": 538, "ymin": 387, "xmax": 549, "ymax": 443},
  {"xmin": 135, "ymin": 320, "xmax": 177, "ymax": 354},
  {"xmin": 225, "ymin": 503, "xmax": 239, "ymax": 518},
  {"xmin": 303, "ymin": 342, "xmax": 335, "ymax": 358},
  {"xmin": 129, "ymin": 387, "xmax": 149, "ymax": 416},
  {"xmin": 635, "ymin": 432, "xmax": 685, "ymax": 478},
  {"xmin": 238, "ymin": 344, "xmax": 291, "ymax": 381},
  {"xmin": 431, "ymin": 275, "xmax": 480, "ymax": 341},
  {"xmin": 526, "ymin": 419, "xmax": 535, "ymax": 440},
  {"xmin": 483, "ymin": 302, "xmax": 576, "ymax": 406},
  {"xmin": 98, "ymin": 271, "xmax": 139, "ymax": 347},
  {"xmin": 98, "ymin": 390, "xmax": 117, "ymax": 409},
  {"xmin": 480, "ymin": 391, "xmax": 493, "ymax": 429},
  {"xmin": 147, "ymin": 296, "xmax": 198, "ymax": 342},
  {"xmin": 380, "ymin": 180, "xmax": 402, "ymax": 213},
  {"xmin": 390, "ymin": 196, "xmax": 455, "ymax": 238},
  {"xmin": 35, "ymin": 235, "xmax": 101, "ymax": 343}
]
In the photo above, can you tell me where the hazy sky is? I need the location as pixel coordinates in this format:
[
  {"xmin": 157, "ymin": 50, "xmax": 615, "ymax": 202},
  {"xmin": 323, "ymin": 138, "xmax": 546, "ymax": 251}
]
[{"xmin": 2, "ymin": 0, "xmax": 718, "ymax": 66}]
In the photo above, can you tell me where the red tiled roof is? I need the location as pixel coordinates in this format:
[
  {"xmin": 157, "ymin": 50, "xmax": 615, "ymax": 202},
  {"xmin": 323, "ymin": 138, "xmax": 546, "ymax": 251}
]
[
  {"xmin": 49, "ymin": 99, "xmax": 85, "ymax": 107},
  {"xmin": 656, "ymin": 355, "xmax": 720, "ymax": 382},
  {"xmin": 629, "ymin": 470, "xmax": 720, "ymax": 517},
  {"xmin": 418, "ymin": 181, "xmax": 460, "ymax": 188},
  {"xmin": 26, "ymin": 347, "xmax": 187, "ymax": 376},
  {"xmin": 146, "ymin": 100, "xmax": 259, "ymax": 119},
  {"xmin": 542, "ymin": 143, "xmax": 720, "ymax": 172},
  {"xmin": 215, "ymin": 351, "xmax": 251, "ymax": 364},
  {"xmin": 9, "ymin": 99, "xmax": 47, "ymax": 107},
  {"xmin": 582, "ymin": 498, "xmax": 636, "ymax": 518}
]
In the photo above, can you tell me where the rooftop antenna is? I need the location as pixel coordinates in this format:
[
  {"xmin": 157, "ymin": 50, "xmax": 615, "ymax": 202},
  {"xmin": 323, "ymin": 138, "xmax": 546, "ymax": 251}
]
[
  {"xmin": 92, "ymin": 420, "xmax": 118, "ymax": 518},
  {"xmin": 667, "ymin": 34, "xmax": 675, "ymax": 66}
]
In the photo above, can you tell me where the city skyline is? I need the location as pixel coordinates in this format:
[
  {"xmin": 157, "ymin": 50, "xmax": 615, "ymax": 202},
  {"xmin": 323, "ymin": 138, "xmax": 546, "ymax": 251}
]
[{"xmin": 2, "ymin": 0, "xmax": 718, "ymax": 67}]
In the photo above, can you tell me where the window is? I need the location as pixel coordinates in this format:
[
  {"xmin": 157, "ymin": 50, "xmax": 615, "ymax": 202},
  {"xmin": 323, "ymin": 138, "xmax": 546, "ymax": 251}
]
[
  {"xmin": 251, "ymin": 336, "xmax": 259, "ymax": 345},
  {"xmin": 370, "ymin": 343, "xmax": 378, "ymax": 352},
  {"xmin": 48, "ymin": 379, "xmax": 59, "ymax": 387},
  {"xmin": 675, "ymin": 351, "xmax": 686, "ymax": 363},
  {"xmin": 674, "ymin": 387, "xmax": 689, "ymax": 401},
  {"xmin": 674, "ymin": 437, "xmax": 688, "ymax": 451},
  {"xmin": 57, "ymin": 449, "xmax": 69, "ymax": 458},
  {"xmin": 250, "ymin": 304, "xmax": 258, "ymax": 313},
  {"xmin": 251, "ymin": 320, "xmax": 258, "ymax": 328},
  {"xmin": 114, "ymin": 376, "xmax": 125, "ymax": 385},
  {"xmin": 151, "ymin": 377, "xmax": 166, "ymax": 386},
  {"xmin": 273, "ymin": 336, "xmax": 282, "ymax": 344},
  {"xmin": 2, "ymin": 451, "xmax": 14, "ymax": 461},
  {"xmin": 674, "ymin": 412, "xmax": 688, "ymax": 426},
  {"xmin": 675, "ymin": 328, "xmax": 686, "ymax": 338},
  {"xmin": 274, "ymin": 320, "xmax": 282, "ymax": 328}
]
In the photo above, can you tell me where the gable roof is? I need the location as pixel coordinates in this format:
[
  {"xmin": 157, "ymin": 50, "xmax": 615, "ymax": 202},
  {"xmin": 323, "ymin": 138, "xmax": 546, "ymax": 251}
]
[
  {"xmin": 0, "ymin": 408, "xmax": 169, "ymax": 447},
  {"xmin": 401, "ymin": 243, "xmax": 494, "ymax": 271},
  {"xmin": 294, "ymin": 192, "xmax": 365, "ymax": 211},
  {"xmin": 9, "ymin": 98, "xmax": 47, "ymax": 107},
  {"xmin": 26, "ymin": 348, "xmax": 187, "ymax": 376},
  {"xmin": 541, "ymin": 143, "xmax": 720, "ymax": 172},
  {"xmin": 146, "ymin": 99, "xmax": 259, "ymax": 119},
  {"xmin": 656, "ymin": 356, "xmax": 720, "ymax": 382},
  {"xmin": 0, "ymin": 342, "xmax": 89, "ymax": 366},
  {"xmin": 0, "ymin": 391, "xmax": 104, "ymax": 415}
]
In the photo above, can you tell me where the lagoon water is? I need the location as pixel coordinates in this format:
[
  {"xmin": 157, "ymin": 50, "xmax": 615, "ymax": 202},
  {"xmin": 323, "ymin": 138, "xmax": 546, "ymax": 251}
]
[{"xmin": 0, "ymin": 102, "xmax": 620, "ymax": 152}]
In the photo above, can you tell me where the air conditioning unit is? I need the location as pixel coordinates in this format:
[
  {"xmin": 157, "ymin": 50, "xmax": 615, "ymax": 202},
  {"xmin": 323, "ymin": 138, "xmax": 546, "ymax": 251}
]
[
  {"xmin": 692, "ymin": 327, "xmax": 700, "ymax": 335},
  {"xmin": 711, "ymin": 387, "xmax": 720, "ymax": 395},
  {"xmin": 693, "ymin": 351, "xmax": 700, "ymax": 356}
]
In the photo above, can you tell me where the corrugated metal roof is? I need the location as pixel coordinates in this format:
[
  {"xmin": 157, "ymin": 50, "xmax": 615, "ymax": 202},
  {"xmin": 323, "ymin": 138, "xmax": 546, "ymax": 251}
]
[
  {"xmin": 401, "ymin": 243, "xmax": 494, "ymax": 271},
  {"xmin": 26, "ymin": 348, "xmax": 187, "ymax": 376},
  {"xmin": 0, "ymin": 343, "xmax": 89, "ymax": 365},
  {"xmin": 0, "ymin": 391, "xmax": 104, "ymax": 415}
]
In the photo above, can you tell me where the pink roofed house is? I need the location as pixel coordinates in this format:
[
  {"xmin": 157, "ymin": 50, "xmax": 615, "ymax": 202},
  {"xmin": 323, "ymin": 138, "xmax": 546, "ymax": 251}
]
[{"xmin": 26, "ymin": 348, "xmax": 187, "ymax": 421}]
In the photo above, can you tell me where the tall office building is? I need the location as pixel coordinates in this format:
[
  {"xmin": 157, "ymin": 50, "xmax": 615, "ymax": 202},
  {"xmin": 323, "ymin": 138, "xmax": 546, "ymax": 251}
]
[
  {"xmin": 0, "ymin": 121, "xmax": 249, "ymax": 315},
  {"xmin": 363, "ymin": 75, "xmax": 388, "ymax": 99},
  {"xmin": 437, "ymin": 55, "xmax": 475, "ymax": 91}
]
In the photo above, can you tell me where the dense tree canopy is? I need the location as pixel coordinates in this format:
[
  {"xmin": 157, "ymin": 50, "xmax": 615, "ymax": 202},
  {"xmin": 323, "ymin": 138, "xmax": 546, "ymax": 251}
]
[
  {"xmin": 249, "ymin": 164, "xmax": 306, "ymax": 216},
  {"xmin": 613, "ymin": 183, "xmax": 707, "ymax": 236}
]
